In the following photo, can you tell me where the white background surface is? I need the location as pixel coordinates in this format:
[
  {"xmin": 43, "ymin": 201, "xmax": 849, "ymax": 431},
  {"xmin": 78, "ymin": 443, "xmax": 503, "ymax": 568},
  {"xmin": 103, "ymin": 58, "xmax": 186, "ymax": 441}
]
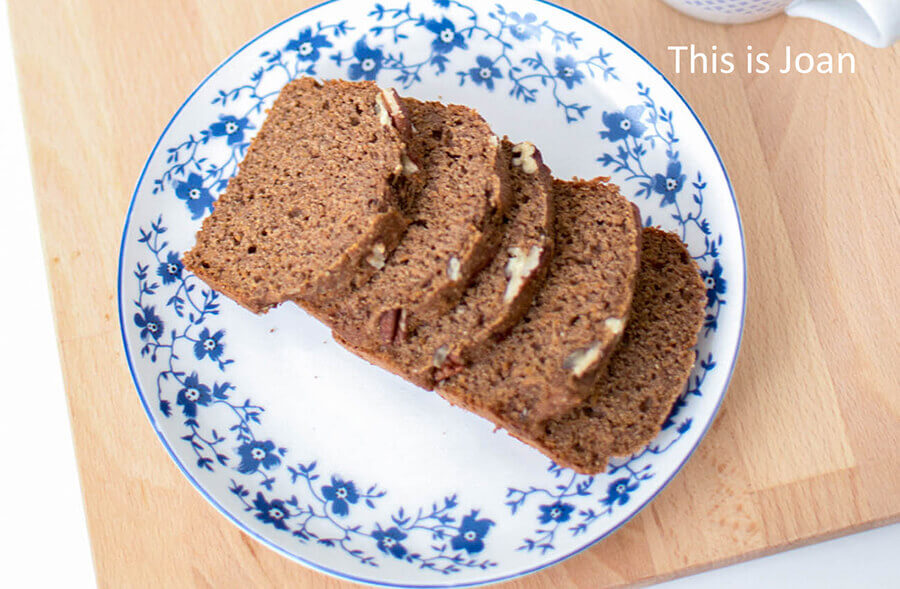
[{"xmin": 0, "ymin": 2, "xmax": 896, "ymax": 587}]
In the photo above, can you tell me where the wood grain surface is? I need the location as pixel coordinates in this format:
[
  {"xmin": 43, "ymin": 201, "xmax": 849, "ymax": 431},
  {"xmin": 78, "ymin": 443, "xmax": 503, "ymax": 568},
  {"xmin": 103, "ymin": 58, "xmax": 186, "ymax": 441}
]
[{"xmin": 8, "ymin": 0, "xmax": 899, "ymax": 586}]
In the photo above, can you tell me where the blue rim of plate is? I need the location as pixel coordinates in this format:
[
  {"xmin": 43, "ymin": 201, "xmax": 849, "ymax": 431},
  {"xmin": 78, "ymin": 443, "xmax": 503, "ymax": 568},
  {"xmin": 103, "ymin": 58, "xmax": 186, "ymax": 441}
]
[{"xmin": 117, "ymin": 0, "xmax": 746, "ymax": 586}]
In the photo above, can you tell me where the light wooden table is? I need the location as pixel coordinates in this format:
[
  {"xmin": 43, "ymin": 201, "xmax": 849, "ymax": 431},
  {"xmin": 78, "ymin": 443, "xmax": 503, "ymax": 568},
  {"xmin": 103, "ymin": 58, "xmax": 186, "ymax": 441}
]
[{"xmin": 9, "ymin": 0, "xmax": 898, "ymax": 586}]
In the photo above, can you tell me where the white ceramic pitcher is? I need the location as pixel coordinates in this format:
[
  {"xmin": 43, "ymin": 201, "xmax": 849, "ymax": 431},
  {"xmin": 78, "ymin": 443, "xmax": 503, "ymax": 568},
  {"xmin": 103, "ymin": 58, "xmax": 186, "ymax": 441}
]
[{"xmin": 660, "ymin": 0, "xmax": 899, "ymax": 47}]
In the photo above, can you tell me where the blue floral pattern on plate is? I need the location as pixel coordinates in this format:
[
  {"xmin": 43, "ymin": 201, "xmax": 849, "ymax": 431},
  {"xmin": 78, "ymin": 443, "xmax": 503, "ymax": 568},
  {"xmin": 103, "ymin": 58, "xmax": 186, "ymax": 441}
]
[{"xmin": 120, "ymin": 1, "xmax": 744, "ymax": 586}]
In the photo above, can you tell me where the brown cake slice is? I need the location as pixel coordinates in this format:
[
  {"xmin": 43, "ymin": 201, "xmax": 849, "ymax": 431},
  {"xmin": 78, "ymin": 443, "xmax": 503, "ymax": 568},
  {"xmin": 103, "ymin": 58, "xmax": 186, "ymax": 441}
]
[
  {"xmin": 183, "ymin": 77, "xmax": 420, "ymax": 313},
  {"xmin": 334, "ymin": 138, "xmax": 554, "ymax": 389},
  {"xmin": 436, "ymin": 177, "xmax": 642, "ymax": 433},
  {"xmin": 525, "ymin": 228, "xmax": 707, "ymax": 474},
  {"xmin": 307, "ymin": 98, "xmax": 511, "ymax": 348}
]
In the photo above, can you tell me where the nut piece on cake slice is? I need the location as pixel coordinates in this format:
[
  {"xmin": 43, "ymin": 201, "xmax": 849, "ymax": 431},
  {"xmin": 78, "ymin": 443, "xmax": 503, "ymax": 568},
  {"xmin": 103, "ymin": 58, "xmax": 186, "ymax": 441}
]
[
  {"xmin": 333, "ymin": 138, "xmax": 555, "ymax": 389},
  {"xmin": 307, "ymin": 98, "xmax": 512, "ymax": 348},
  {"xmin": 436, "ymin": 177, "xmax": 643, "ymax": 435},
  {"xmin": 525, "ymin": 228, "xmax": 707, "ymax": 474},
  {"xmin": 183, "ymin": 78, "xmax": 421, "ymax": 313}
]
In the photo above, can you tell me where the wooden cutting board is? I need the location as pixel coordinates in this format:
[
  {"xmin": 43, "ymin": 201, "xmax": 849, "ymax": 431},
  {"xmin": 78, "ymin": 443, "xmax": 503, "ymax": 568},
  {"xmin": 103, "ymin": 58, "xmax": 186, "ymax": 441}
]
[{"xmin": 9, "ymin": 0, "xmax": 898, "ymax": 586}]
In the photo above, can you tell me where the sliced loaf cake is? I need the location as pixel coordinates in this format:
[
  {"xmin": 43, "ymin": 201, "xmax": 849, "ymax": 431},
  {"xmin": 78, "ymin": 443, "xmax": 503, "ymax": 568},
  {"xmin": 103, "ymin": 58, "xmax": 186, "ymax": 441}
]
[
  {"xmin": 335, "ymin": 138, "xmax": 554, "ymax": 389},
  {"xmin": 306, "ymin": 98, "xmax": 511, "ymax": 348},
  {"xmin": 436, "ymin": 177, "xmax": 643, "ymax": 433},
  {"xmin": 183, "ymin": 78, "xmax": 420, "ymax": 313},
  {"xmin": 525, "ymin": 228, "xmax": 706, "ymax": 474}
]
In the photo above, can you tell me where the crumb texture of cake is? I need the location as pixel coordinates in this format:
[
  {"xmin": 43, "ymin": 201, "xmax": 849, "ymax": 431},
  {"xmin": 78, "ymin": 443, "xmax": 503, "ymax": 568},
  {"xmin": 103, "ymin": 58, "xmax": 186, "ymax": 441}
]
[
  {"xmin": 534, "ymin": 228, "xmax": 706, "ymax": 474},
  {"xmin": 333, "ymin": 138, "xmax": 555, "ymax": 389},
  {"xmin": 314, "ymin": 98, "xmax": 511, "ymax": 348},
  {"xmin": 183, "ymin": 77, "xmax": 419, "ymax": 313},
  {"xmin": 436, "ymin": 176, "xmax": 642, "ymax": 433}
]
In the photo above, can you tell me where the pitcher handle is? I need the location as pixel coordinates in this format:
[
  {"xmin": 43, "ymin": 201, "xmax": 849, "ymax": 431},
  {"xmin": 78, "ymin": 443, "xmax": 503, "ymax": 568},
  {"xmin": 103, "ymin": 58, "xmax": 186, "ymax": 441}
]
[{"xmin": 786, "ymin": 0, "xmax": 899, "ymax": 47}]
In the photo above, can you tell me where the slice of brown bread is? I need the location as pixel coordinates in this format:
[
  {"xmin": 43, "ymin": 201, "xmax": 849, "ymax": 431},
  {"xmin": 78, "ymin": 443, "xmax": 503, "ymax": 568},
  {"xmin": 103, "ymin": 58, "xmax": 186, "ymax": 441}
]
[
  {"xmin": 183, "ymin": 78, "xmax": 420, "ymax": 313},
  {"xmin": 436, "ymin": 177, "xmax": 643, "ymax": 432},
  {"xmin": 305, "ymin": 98, "xmax": 511, "ymax": 348},
  {"xmin": 523, "ymin": 228, "xmax": 707, "ymax": 474},
  {"xmin": 334, "ymin": 138, "xmax": 554, "ymax": 389}
]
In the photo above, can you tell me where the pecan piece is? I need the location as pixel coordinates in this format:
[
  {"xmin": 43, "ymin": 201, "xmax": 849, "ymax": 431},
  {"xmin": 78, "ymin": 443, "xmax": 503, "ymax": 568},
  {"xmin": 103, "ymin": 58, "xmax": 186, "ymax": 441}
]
[
  {"xmin": 376, "ymin": 87, "xmax": 413, "ymax": 138},
  {"xmin": 378, "ymin": 308, "xmax": 408, "ymax": 345},
  {"xmin": 434, "ymin": 353, "xmax": 465, "ymax": 382}
]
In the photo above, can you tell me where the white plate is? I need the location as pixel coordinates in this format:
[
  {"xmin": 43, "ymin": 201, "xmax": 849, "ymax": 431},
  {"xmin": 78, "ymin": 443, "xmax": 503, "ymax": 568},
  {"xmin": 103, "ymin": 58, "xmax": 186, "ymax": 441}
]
[{"xmin": 119, "ymin": 1, "xmax": 745, "ymax": 586}]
